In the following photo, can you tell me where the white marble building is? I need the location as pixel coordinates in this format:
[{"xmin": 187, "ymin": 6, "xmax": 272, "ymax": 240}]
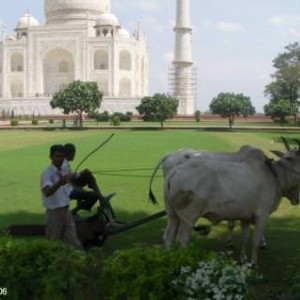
[{"xmin": 0, "ymin": 0, "xmax": 149, "ymax": 116}]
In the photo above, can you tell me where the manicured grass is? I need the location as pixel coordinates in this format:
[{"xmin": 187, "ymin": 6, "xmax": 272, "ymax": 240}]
[{"xmin": 0, "ymin": 129, "xmax": 300, "ymax": 296}]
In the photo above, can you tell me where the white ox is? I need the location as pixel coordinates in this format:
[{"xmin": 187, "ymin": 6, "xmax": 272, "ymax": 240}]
[
  {"xmin": 158, "ymin": 146, "xmax": 300, "ymax": 264},
  {"xmin": 149, "ymin": 145, "xmax": 269, "ymax": 247}
]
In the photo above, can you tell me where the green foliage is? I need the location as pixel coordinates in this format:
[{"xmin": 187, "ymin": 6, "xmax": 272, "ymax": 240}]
[
  {"xmin": 43, "ymin": 247, "xmax": 104, "ymax": 299},
  {"xmin": 0, "ymin": 237, "xmax": 104, "ymax": 299},
  {"xmin": 93, "ymin": 111, "xmax": 110, "ymax": 122},
  {"xmin": 111, "ymin": 115, "xmax": 121, "ymax": 126},
  {"xmin": 284, "ymin": 249, "xmax": 300, "ymax": 298},
  {"xmin": 264, "ymin": 42, "xmax": 300, "ymax": 121},
  {"xmin": 195, "ymin": 110, "xmax": 201, "ymax": 122},
  {"xmin": 48, "ymin": 118, "xmax": 54, "ymax": 124},
  {"xmin": 264, "ymin": 99, "xmax": 294, "ymax": 124},
  {"xmin": 50, "ymin": 80, "xmax": 103, "ymax": 127},
  {"xmin": 101, "ymin": 239, "xmax": 212, "ymax": 299},
  {"xmin": 10, "ymin": 119, "xmax": 18, "ymax": 126},
  {"xmin": 112, "ymin": 112, "xmax": 132, "ymax": 122},
  {"xmin": 210, "ymin": 92, "xmax": 255, "ymax": 128},
  {"xmin": 136, "ymin": 93, "xmax": 179, "ymax": 127},
  {"xmin": 31, "ymin": 118, "xmax": 38, "ymax": 125},
  {"xmin": 90, "ymin": 111, "xmax": 132, "ymax": 123},
  {"xmin": 0, "ymin": 236, "xmax": 257, "ymax": 299}
]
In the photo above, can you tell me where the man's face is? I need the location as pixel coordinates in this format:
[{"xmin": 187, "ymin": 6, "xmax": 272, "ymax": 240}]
[{"xmin": 51, "ymin": 151, "xmax": 65, "ymax": 167}]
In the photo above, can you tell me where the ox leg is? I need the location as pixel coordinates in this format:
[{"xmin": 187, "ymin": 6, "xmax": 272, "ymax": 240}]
[
  {"xmin": 164, "ymin": 213, "xmax": 180, "ymax": 249},
  {"xmin": 259, "ymin": 234, "xmax": 267, "ymax": 249},
  {"xmin": 178, "ymin": 220, "xmax": 193, "ymax": 248},
  {"xmin": 240, "ymin": 221, "xmax": 250, "ymax": 263},
  {"xmin": 226, "ymin": 220, "xmax": 236, "ymax": 249},
  {"xmin": 251, "ymin": 217, "xmax": 267, "ymax": 265}
]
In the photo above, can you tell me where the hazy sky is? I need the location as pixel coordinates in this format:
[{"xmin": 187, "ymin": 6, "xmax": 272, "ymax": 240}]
[{"xmin": 0, "ymin": 0, "xmax": 299, "ymax": 112}]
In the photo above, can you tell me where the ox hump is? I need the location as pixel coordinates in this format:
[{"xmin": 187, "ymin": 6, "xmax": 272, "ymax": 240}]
[{"xmin": 239, "ymin": 145, "xmax": 265, "ymax": 164}]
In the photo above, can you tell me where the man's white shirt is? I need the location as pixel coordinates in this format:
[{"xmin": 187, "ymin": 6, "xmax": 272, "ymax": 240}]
[{"xmin": 40, "ymin": 164, "xmax": 70, "ymax": 209}]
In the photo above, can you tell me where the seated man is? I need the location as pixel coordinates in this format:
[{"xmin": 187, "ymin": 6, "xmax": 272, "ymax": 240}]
[{"xmin": 62, "ymin": 143, "xmax": 115, "ymax": 214}]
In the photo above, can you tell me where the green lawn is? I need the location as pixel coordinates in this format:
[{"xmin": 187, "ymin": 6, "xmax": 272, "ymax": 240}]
[{"xmin": 1, "ymin": 129, "xmax": 300, "ymax": 295}]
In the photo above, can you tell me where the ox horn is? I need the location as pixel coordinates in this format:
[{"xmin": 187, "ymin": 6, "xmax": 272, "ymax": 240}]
[
  {"xmin": 270, "ymin": 150, "xmax": 284, "ymax": 158},
  {"xmin": 281, "ymin": 136, "xmax": 291, "ymax": 151}
]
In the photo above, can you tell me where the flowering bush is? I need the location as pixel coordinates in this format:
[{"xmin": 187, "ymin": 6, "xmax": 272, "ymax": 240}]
[{"xmin": 173, "ymin": 252, "xmax": 254, "ymax": 300}]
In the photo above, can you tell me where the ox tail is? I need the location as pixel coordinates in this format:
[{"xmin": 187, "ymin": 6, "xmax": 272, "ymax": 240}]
[{"xmin": 148, "ymin": 156, "xmax": 167, "ymax": 205}]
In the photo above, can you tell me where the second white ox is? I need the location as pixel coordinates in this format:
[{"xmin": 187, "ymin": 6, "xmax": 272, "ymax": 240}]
[
  {"xmin": 149, "ymin": 145, "xmax": 269, "ymax": 247},
  {"xmin": 159, "ymin": 146, "xmax": 300, "ymax": 263}
]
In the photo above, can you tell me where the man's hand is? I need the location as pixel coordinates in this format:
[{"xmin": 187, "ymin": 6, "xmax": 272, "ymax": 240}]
[{"xmin": 43, "ymin": 173, "xmax": 69, "ymax": 197}]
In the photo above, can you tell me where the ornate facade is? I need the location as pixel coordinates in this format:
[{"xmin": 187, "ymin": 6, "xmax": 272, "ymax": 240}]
[{"xmin": 0, "ymin": 0, "xmax": 148, "ymax": 116}]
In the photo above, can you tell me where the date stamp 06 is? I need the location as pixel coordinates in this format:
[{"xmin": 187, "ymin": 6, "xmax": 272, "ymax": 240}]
[{"xmin": 0, "ymin": 288, "xmax": 7, "ymax": 296}]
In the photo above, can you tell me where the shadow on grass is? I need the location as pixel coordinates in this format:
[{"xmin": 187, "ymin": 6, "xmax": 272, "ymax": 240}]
[
  {"xmin": 0, "ymin": 210, "xmax": 45, "ymax": 230},
  {"xmin": 0, "ymin": 208, "xmax": 167, "ymax": 249}
]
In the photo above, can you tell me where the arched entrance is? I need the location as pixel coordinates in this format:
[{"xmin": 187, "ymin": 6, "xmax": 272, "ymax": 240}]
[{"xmin": 43, "ymin": 48, "xmax": 74, "ymax": 95}]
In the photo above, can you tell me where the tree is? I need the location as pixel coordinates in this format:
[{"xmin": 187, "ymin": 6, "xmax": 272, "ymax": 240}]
[
  {"xmin": 136, "ymin": 93, "xmax": 178, "ymax": 128},
  {"xmin": 264, "ymin": 42, "xmax": 300, "ymax": 123},
  {"xmin": 209, "ymin": 92, "xmax": 255, "ymax": 128},
  {"xmin": 264, "ymin": 99, "xmax": 294, "ymax": 125},
  {"xmin": 50, "ymin": 80, "xmax": 103, "ymax": 127}
]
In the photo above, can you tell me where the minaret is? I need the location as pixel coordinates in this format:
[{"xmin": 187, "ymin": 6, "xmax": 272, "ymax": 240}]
[{"xmin": 171, "ymin": 0, "xmax": 196, "ymax": 115}]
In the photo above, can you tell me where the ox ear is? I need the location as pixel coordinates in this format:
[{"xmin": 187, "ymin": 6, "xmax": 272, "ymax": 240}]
[
  {"xmin": 270, "ymin": 150, "xmax": 284, "ymax": 158},
  {"xmin": 281, "ymin": 136, "xmax": 291, "ymax": 151},
  {"xmin": 285, "ymin": 185, "xmax": 300, "ymax": 205},
  {"xmin": 293, "ymin": 139, "xmax": 300, "ymax": 152}
]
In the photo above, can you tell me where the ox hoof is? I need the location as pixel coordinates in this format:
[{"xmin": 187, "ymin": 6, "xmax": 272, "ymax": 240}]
[
  {"xmin": 240, "ymin": 255, "xmax": 248, "ymax": 264},
  {"xmin": 259, "ymin": 244, "xmax": 268, "ymax": 250}
]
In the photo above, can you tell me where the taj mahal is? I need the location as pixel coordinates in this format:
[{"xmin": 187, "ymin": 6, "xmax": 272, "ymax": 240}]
[{"xmin": 0, "ymin": 0, "xmax": 195, "ymax": 116}]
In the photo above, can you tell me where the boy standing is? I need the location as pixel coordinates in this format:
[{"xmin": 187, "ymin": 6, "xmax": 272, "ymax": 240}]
[{"xmin": 40, "ymin": 144, "xmax": 82, "ymax": 249}]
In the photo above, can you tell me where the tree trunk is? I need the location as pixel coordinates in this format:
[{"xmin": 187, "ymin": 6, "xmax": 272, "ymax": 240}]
[
  {"xmin": 228, "ymin": 116, "xmax": 234, "ymax": 129},
  {"xmin": 79, "ymin": 112, "xmax": 83, "ymax": 128}
]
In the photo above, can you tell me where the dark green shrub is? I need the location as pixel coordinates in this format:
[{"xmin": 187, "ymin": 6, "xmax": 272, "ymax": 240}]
[
  {"xmin": 31, "ymin": 118, "xmax": 38, "ymax": 125},
  {"xmin": 0, "ymin": 238, "xmax": 63, "ymax": 299},
  {"xmin": 49, "ymin": 119, "xmax": 54, "ymax": 124},
  {"xmin": 101, "ymin": 239, "xmax": 211, "ymax": 299},
  {"xmin": 43, "ymin": 247, "xmax": 104, "ymax": 299},
  {"xmin": 195, "ymin": 110, "xmax": 201, "ymax": 122},
  {"xmin": 111, "ymin": 115, "xmax": 121, "ymax": 126},
  {"xmin": 284, "ymin": 249, "xmax": 300, "ymax": 298},
  {"xmin": 95, "ymin": 111, "xmax": 110, "ymax": 122},
  {"xmin": 126, "ymin": 111, "xmax": 133, "ymax": 121},
  {"xmin": 112, "ymin": 112, "xmax": 131, "ymax": 121},
  {"xmin": 10, "ymin": 119, "xmax": 18, "ymax": 126},
  {"xmin": 0, "ymin": 237, "xmax": 104, "ymax": 300}
]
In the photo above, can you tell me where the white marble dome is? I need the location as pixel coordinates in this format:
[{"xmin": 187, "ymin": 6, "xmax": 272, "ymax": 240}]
[
  {"xmin": 44, "ymin": 0, "xmax": 111, "ymax": 24},
  {"xmin": 16, "ymin": 13, "xmax": 40, "ymax": 29},
  {"xmin": 118, "ymin": 28, "xmax": 130, "ymax": 38},
  {"xmin": 96, "ymin": 13, "xmax": 119, "ymax": 26}
]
